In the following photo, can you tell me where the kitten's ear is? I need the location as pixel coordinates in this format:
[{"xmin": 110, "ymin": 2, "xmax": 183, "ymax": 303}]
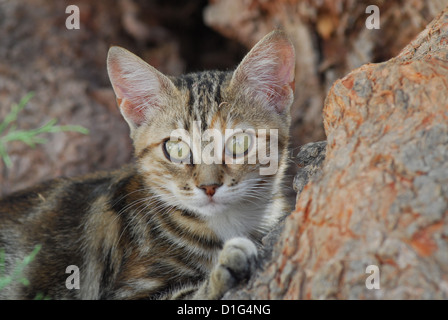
[
  {"xmin": 107, "ymin": 46, "xmax": 177, "ymax": 131},
  {"xmin": 230, "ymin": 30, "xmax": 295, "ymax": 113}
]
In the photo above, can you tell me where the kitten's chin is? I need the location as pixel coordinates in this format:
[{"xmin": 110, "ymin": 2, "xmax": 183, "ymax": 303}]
[
  {"xmin": 185, "ymin": 197, "xmax": 230, "ymax": 217},
  {"xmin": 186, "ymin": 195, "xmax": 263, "ymax": 218},
  {"xmin": 193, "ymin": 202, "xmax": 228, "ymax": 217}
]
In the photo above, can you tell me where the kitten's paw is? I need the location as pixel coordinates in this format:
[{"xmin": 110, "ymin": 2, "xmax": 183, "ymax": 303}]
[{"xmin": 209, "ymin": 237, "xmax": 258, "ymax": 298}]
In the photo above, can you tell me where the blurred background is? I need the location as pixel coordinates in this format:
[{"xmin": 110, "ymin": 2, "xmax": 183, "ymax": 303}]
[{"xmin": 0, "ymin": 0, "xmax": 446, "ymax": 197}]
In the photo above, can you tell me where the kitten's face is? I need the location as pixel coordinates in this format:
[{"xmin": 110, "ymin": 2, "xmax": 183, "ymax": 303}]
[{"xmin": 107, "ymin": 30, "xmax": 295, "ymax": 219}]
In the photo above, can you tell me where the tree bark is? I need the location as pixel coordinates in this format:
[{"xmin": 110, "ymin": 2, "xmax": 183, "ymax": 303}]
[{"xmin": 225, "ymin": 6, "xmax": 448, "ymax": 300}]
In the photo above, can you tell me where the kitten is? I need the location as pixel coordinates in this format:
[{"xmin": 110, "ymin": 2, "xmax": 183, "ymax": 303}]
[{"xmin": 0, "ymin": 30, "xmax": 295, "ymax": 299}]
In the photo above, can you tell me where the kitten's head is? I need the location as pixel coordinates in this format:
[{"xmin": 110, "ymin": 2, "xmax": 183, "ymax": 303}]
[{"xmin": 107, "ymin": 30, "xmax": 295, "ymax": 224}]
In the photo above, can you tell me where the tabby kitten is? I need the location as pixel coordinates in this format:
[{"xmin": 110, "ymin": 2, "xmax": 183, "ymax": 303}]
[{"xmin": 0, "ymin": 30, "xmax": 295, "ymax": 299}]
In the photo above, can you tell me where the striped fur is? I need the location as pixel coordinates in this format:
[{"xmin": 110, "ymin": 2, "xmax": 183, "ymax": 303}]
[{"xmin": 0, "ymin": 30, "xmax": 295, "ymax": 299}]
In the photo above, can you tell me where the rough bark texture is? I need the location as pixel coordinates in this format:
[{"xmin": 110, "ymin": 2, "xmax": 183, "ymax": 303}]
[
  {"xmin": 292, "ymin": 141, "xmax": 327, "ymax": 194},
  {"xmin": 225, "ymin": 7, "xmax": 448, "ymax": 300}
]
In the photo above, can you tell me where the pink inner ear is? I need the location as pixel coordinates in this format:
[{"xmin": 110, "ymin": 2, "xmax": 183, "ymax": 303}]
[
  {"xmin": 260, "ymin": 43, "xmax": 295, "ymax": 113},
  {"xmin": 117, "ymin": 97, "xmax": 147, "ymax": 126},
  {"xmin": 278, "ymin": 46, "xmax": 296, "ymax": 91},
  {"xmin": 114, "ymin": 82, "xmax": 151, "ymax": 126},
  {"xmin": 234, "ymin": 32, "xmax": 296, "ymax": 113},
  {"xmin": 269, "ymin": 44, "xmax": 295, "ymax": 112},
  {"xmin": 107, "ymin": 47, "xmax": 171, "ymax": 128}
]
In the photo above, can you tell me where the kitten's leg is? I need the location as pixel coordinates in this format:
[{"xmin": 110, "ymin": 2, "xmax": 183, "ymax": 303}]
[{"xmin": 192, "ymin": 237, "xmax": 258, "ymax": 300}]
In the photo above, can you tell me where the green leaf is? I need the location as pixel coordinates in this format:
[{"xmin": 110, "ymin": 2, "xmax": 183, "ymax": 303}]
[
  {"xmin": 0, "ymin": 92, "xmax": 35, "ymax": 134},
  {"xmin": 19, "ymin": 278, "xmax": 30, "ymax": 286},
  {"xmin": 53, "ymin": 125, "xmax": 90, "ymax": 135},
  {"xmin": 0, "ymin": 144, "xmax": 12, "ymax": 168},
  {"xmin": 0, "ymin": 93, "xmax": 89, "ymax": 168},
  {"xmin": 34, "ymin": 292, "xmax": 51, "ymax": 300},
  {"xmin": 0, "ymin": 244, "xmax": 42, "ymax": 292}
]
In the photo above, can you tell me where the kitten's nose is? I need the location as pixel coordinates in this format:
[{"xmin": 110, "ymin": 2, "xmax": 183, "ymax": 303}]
[{"xmin": 199, "ymin": 183, "xmax": 222, "ymax": 197}]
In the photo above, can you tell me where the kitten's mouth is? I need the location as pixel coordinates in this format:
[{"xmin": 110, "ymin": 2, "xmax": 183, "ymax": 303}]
[
  {"xmin": 192, "ymin": 195, "xmax": 229, "ymax": 215},
  {"xmin": 207, "ymin": 197, "xmax": 216, "ymax": 204},
  {"xmin": 203, "ymin": 197, "xmax": 222, "ymax": 208}
]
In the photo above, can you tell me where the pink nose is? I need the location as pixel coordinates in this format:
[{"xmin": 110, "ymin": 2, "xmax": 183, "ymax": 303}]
[{"xmin": 199, "ymin": 184, "xmax": 222, "ymax": 197}]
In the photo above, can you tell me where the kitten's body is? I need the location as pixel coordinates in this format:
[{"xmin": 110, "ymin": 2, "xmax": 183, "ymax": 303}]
[{"xmin": 0, "ymin": 31, "xmax": 295, "ymax": 299}]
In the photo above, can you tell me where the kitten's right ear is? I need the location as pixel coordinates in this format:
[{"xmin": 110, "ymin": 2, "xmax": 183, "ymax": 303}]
[
  {"xmin": 107, "ymin": 46, "xmax": 176, "ymax": 131},
  {"xmin": 229, "ymin": 30, "xmax": 295, "ymax": 114}
]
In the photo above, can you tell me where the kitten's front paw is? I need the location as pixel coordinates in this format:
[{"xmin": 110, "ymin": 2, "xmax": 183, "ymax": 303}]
[{"xmin": 209, "ymin": 237, "xmax": 257, "ymax": 299}]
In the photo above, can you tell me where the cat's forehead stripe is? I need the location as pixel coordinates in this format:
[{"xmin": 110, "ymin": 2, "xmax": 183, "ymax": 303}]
[{"xmin": 174, "ymin": 71, "xmax": 229, "ymax": 131}]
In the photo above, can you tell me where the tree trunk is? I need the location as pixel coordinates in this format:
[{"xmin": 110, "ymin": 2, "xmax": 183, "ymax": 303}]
[{"xmin": 224, "ymin": 6, "xmax": 448, "ymax": 300}]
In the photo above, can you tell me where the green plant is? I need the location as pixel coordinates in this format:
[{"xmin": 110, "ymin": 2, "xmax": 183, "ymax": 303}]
[
  {"xmin": 0, "ymin": 244, "xmax": 50, "ymax": 299},
  {"xmin": 0, "ymin": 92, "xmax": 89, "ymax": 168},
  {"xmin": 0, "ymin": 244, "xmax": 41, "ymax": 290}
]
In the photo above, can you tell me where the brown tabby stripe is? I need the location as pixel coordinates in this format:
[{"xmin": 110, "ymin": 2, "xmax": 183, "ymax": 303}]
[
  {"xmin": 174, "ymin": 71, "xmax": 229, "ymax": 126},
  {"xmin": 136, "ymin": 141, "xmax": 162, "ymax": 159},
  {"xmin": 149, "ymin": 207, "xmax": 222, "ymax": 251}
]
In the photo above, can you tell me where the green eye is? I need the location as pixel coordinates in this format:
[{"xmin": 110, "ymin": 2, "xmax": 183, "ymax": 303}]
[
  {"xmin": 164, "ymin": 140, "xmax": 191, "ymax": 162},
  {"xmin": 226, "ymin": 132, "xmax": 252, "ymax": 157}
]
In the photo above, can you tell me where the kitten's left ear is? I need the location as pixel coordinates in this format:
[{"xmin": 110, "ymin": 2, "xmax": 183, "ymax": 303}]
[
  {"xmin": 107, "ymin": 46, "xmax": 177, "ymax": 132},
  {"xmin": 230, "ymin": 30, "xmax": 295, "ymax": 113}
]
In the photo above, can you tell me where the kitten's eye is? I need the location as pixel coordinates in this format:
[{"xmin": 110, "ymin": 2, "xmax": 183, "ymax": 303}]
[
  {"xmin": 164, "ymin": 140, "xmax": 191, "ymax": 163},
  {"xmin": 226, "ymin": 132, "xmax": 252, "ymax": 157}
]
